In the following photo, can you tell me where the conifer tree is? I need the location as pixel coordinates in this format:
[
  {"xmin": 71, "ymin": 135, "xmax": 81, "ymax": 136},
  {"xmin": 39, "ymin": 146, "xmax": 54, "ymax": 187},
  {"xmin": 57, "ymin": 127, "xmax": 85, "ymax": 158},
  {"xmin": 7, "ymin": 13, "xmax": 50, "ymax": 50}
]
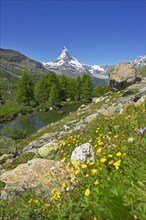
[
  {"xmin": 48, "ymin": 84, "xmax": 59, "ymax": 107},
  {"xmin": 81, "ymin": 74, "xmax": 93, "ymax": 102},
  {"xmin": 16, "ymin": 71, "xmax": 34, "ymax": 106},
  {"xmin": 59, "ymin": 75, "xmax": 69, "ymax": 101},
  {"xmin": 76, "ymin": 75, "xmax": 82, "ymax": 100},
  {"xmin": 34, "ymin": 75, "xmax": 49, "ymax": 104}
]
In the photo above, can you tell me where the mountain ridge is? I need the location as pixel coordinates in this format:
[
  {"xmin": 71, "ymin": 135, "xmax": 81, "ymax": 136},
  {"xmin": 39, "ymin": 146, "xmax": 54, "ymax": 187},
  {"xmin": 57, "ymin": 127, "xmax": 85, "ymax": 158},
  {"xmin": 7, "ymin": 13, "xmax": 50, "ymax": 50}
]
[
  {"xmin": 42, "ymin": 47, "xmax": 146, "ymax": 79},
  {"xmin": 0, "ymin": 48, "xmax": 49, "ymax": 82},
  {"xmin": 42, "ymin": 47, "xmax": 113, "ymax": 79},
  {"xmin": 0, "ymin": 47, "xmax": 146, "ymax": 83}
]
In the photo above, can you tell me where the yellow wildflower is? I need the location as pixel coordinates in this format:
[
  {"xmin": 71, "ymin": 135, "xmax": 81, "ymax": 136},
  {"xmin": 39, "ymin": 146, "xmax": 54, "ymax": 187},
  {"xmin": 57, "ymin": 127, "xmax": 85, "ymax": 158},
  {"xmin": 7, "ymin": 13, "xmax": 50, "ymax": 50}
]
[
  {"xmin": 74, "ymin": 169, "xmax": 80, "ymax": 175},
  {"xmin": 70, "ymin": 167, "xmax": 74, "ymax": 172},
  {"xmin": 94, "ymin": 179, "xmax": 99, "ymax": 185},
  {"xmin": 97, "ymin": 147, "xmax": 102, "ymax": 153},
  {"xmin": 91, "ymin": 169, "xmax": 98, "ymax": 175},
  {"xmin": 98, "ymin": 141, "xmax": 104, "ymax": 146},
  {"xmin": 84, "ymin": 188, "xmax": 90, "ymax": 196},
  {"xmin": 100, "ymin": 157, "xmax": 107, "ymax": 163},
  {"xmin": 53, "ymin": 191, "xmax": 61, "ymax": 200},
  {"xmin": 116, "ymin": 152, "xmax": 122, "ymax": 157},
  {"xmin": 67, "ymin": 162, "xmax": 71, "ymax": 166},
  {"xmin": 70, "ymin": 177, "xmax": 76, "ymax": 182},
  {"xmin": 74, "ymin": 160, "xmax": 80, "ymax": 166},
  {"xmin": 86, "ymin": 174, "xmax": 89, "ymax": 177},
  {"xmin": 51, "ymin": 188, "xmax": 58, "ymax": 194},
  {"xmin": 89, "ymin": 161, "xmax": 95, "ymax": 166},
  {"xmin": 61, "ymin": 182, "xmax": 66, "ymax": 189},
  {"xmin": 51, "ymin": 188, "xmax": 61, "ymax": 200},
  {"xmin": 113, "ymin": 160, "xmax": 121, "ymax": 169},
  {"xmin": 108, "ymin": 154, "xmax": 113, "ymax": 158},
  {"xmin": 81, "ymin": 164, "xmax": 87, "ymax": 169},
  {"xmin": 109, "ymin": 160, "xmax": 114, "ymax": 164}
]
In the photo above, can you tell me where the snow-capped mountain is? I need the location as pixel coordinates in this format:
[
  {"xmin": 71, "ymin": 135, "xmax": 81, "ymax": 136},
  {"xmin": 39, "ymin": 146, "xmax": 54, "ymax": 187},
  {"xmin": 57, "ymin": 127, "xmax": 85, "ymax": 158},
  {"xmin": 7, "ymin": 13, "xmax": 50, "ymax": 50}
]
[
  {"xmin": 42, "ymin": 47, "xmax": 146, "ymax": 80},
  {"xmin": 42, "ymin": 47, "xmax": 113, "ymax": 79},
  {"xmin": 131, "ymin": 56, "xmax": 146, "ymax": 69}
]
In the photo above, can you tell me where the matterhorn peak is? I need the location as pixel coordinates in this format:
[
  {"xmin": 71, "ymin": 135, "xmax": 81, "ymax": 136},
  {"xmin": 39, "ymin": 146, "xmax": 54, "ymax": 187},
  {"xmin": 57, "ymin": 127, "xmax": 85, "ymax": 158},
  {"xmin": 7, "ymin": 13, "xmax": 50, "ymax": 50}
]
[{"xmin": 57, "ymin": 47, "xmax": 72, "ymax": 61}]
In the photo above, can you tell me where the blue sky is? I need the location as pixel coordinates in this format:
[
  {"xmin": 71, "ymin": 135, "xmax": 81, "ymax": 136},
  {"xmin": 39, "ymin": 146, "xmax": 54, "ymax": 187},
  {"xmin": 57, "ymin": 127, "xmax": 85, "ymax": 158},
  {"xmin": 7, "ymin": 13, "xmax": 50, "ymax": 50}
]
[{"xmin": 1, "ymin": 0, "xmax": 146, "ymax": 65}]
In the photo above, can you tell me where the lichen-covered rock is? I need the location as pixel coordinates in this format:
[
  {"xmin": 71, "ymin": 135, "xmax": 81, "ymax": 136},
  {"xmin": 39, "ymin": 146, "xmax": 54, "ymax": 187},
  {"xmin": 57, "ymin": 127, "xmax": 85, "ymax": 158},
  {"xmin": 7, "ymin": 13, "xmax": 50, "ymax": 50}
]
[
  {"xmin": 0, "ymin": 158, "xmax": 71, "ymax": 197},
  {"xmin": 38, "ymin": 141, "xmax": 59, "ymax": 158},
  {"xmin": 71, "ymin": 143, "xmax": 95, "ymax": 165},
  {"xmin": 84, "ymin": 113, "xmax": 98, "ymax": 123},
  {"xmin": 22, "ymin": 132, "xmax": 58, "ymax": 153},
  {"xmin": 109, "ymin": 62, "xmax": 141, "ymax": 91}
]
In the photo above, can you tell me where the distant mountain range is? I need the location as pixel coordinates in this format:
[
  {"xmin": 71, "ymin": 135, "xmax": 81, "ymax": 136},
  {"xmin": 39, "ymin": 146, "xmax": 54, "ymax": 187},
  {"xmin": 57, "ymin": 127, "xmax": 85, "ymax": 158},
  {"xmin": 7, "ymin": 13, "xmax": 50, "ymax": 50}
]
[
  {"xmin": 0, "ymin": 47, "xmax": 146, "ymax": 84},
  {"xmin": 42, "ymin": 47, "xmax": 146, "ymax": 79}
]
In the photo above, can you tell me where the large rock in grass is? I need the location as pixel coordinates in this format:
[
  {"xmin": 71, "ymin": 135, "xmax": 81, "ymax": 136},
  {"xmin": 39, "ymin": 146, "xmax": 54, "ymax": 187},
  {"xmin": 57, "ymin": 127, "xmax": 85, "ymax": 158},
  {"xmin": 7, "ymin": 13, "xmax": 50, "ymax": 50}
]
[
  {"xmin": 0, "ymin": 158, "xmax": 71, "ymax": 198},
  {"xmin": 109, "ymin": 62, "xmax": 141, "ymax": 91},
  {"xmin": 71, "ymin": 143, "xmax": 95, "ymax": 165}
]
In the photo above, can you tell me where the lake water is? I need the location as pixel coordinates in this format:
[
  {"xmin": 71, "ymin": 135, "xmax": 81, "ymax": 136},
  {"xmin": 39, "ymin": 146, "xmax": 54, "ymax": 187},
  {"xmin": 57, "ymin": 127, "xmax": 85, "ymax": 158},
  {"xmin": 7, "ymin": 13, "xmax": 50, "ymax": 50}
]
[{"xmin": 0, "ymin": 105, "xmax": 78, "ymax": 137}]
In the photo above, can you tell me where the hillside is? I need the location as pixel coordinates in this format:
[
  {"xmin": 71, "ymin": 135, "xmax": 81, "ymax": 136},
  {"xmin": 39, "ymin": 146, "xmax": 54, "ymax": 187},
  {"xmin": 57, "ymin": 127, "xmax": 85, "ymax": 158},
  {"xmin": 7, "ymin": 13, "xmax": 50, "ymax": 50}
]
[
  {"xmin": 0, "ymin": 66, "xmax": 146, "ymax": 219},
  {"xmin": 0, "ymin": 48, "xmax": 49, "ymax": 81}
]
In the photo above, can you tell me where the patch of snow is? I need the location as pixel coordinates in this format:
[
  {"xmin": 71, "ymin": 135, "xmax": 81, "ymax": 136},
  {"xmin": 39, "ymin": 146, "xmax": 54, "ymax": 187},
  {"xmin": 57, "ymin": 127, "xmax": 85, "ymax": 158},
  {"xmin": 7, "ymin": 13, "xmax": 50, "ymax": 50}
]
[{"xmin": 91, "ymin": 65, "xmax": 104, "ymax": 71}]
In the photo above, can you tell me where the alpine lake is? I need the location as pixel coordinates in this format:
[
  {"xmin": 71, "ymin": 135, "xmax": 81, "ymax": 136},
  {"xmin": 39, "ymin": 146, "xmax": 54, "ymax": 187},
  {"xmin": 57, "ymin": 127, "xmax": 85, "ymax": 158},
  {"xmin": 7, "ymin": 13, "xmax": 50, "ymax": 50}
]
[{"xmin": 0, "ymin": 105, "xmax": 79, "ymax": 138}]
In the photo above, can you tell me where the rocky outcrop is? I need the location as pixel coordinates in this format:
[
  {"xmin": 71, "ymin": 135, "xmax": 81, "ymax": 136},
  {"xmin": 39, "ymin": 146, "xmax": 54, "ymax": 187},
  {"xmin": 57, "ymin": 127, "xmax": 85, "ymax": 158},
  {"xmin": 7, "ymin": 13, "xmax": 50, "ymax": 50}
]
[
  {"xmin": 109, "ymin": 62, "xmax": 141, "ymax": 91},
  {"xmin": 38, "ymin": 141, "xmax": 59, "ymax": 158},
  {"xmin": 22, "ymin": 132, "xmax": 58, "ymax": 154},
  {"xmin": 0, "ymin": 158, "xmax": 71, "ymax": 198}
]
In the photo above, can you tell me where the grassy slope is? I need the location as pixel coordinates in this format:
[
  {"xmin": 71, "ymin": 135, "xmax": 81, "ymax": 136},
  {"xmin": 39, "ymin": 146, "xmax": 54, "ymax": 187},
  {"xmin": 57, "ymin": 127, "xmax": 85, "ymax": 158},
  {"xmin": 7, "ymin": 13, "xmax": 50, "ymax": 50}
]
[
  {"xmin": 0, "ymin": 91, "xmax": 146, "ymax": 220},
  {"xmin": 0, "ymin": 48, "xmax": 48, "ymax": 78}
]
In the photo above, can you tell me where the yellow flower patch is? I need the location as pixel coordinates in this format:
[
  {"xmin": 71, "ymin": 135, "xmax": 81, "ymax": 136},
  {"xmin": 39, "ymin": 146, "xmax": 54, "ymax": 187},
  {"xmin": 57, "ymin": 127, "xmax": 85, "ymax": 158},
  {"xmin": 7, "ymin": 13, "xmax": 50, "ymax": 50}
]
[
  {"xmin": 94, "ymin": 179, "xmax": 99, "ymax": 185},
  {"xmin": 74, "ymin": 169, "xmax": 80, "ymax": 175},
  {"xmin": 109, "ymin": 160, "xmax": 114, "ymax": 164},
  {"xmin": 85, "ymin": 188, "xmax": 90, "ymax": 196},
  {"xmin": 81, "ymin": 164, "xmax": 87, "ymax": 169},
  {"xmin": 113, "ymin": 160, "xmax": 121, "ymax": 169},
  {"xmin": 100, "ymin": 157, "xmax": 107, "ymax": 163},
  {"xmin": 116, "ymin": 152, "xmax": 122, "ymax": 157},
  {"xmin": 97, "ymin": 147, "xmax": 102, "ymax": 153},
  {"xmin": 91, "ymin": 169, "xmax": 98, "ymax": 175}
]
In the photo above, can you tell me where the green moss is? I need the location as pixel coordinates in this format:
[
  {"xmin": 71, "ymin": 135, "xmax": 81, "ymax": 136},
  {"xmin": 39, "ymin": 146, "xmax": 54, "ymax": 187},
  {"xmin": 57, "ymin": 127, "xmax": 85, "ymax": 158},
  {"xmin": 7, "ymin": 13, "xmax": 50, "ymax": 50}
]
[
  {"xmin": 6, "ymin": 152, "xmax": 36, "ymax": 170},
  {"xmin": 0, "ymin": 181, "xmax": 6, "ymax": 189}
]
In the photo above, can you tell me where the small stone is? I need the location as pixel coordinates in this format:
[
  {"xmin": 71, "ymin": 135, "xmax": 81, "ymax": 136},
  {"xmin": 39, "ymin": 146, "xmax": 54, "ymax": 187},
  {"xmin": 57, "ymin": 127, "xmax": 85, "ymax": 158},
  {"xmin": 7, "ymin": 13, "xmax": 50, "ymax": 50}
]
[
  {"xmin": 71, "ymin": 143, "xmax": 95, "ymax": 166},
  {"xmin": 128, "ymin": 137, "xmax": 135, "ymax": 143},
  {"xmin": 1, "ymin": 190, "xmax": 8, "ymax": 200}
]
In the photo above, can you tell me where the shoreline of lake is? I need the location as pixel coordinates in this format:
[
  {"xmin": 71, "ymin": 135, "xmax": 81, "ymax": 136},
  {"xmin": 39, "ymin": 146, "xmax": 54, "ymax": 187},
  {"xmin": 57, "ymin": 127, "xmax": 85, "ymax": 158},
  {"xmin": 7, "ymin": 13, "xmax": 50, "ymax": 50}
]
[{"xmin": 0, "ymin": 105, "xmax": 79, "ymax": 137}]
